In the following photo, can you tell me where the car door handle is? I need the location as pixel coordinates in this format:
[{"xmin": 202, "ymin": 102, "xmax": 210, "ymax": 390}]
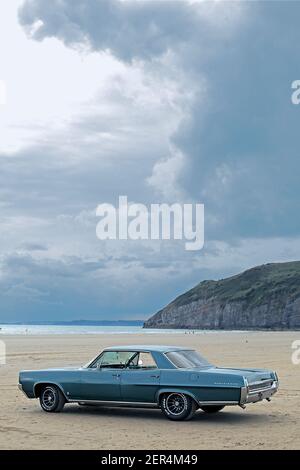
[
  {"xmin": 150, "ymin": 374, "xmax": 160, "ymax": 378},
  {"xmin": 112, "ymin": 373, "xmax": 120, "ymax": 378}
]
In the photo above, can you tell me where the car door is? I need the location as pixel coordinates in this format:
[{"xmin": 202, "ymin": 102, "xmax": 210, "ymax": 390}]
[
  {"xmin": 80, "ymin": 367, "xmax": 121, "ymax": 401},
  {"xmin": 80, "ymin": 350, "xmax": 135, "ymax": 401},
  {"xmin": 120, "ymin": 352, "xmax": 161, "ymax": 403}
]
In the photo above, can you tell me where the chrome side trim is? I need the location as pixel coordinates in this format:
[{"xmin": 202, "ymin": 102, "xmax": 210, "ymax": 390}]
[
  {"xmin": 198, "ymin": 400, "xmax": 239, "ymax": 406},
  {"xmin": 70, "ymin": 399, "xmax": 159, "ymax": 408},
  {"xmin": 71, "ymin": 397, "xmax": 239, "ymax": 407}
]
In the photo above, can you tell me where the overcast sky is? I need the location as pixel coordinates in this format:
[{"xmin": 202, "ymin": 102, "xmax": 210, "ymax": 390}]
[{"xmin": 0, "ymin": 0, "xmax": 300, "ymax": 322}]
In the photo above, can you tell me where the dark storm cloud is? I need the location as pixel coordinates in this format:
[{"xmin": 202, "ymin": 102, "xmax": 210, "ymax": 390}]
[
  {"xmin": 172, "ymin": 1, "xmax": 300, "ymax": 240},
  {"xmin": 19, "ymin": 0, "xmax": 201, "ymax": 62}
]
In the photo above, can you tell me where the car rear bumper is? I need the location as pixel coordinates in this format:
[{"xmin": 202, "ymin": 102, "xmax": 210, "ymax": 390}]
[{"xmin": 240, "ymin": 379, "xmax": 279, "ymax": 405}]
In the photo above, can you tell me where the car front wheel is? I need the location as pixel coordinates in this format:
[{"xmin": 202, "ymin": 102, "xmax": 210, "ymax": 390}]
[
  {"xmin": 200, "ymin": 405, "xmax": 224, "ymax": 413},
  {"xmin": 40, "ymin": 385, "xmax": 65, "ymax": 413},
  {"xmin": 160, "ymin": 393, "xmax": 196, "ymax": 421}
]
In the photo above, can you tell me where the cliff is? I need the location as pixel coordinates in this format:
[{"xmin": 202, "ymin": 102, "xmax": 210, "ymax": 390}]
[{"xmin": 144, "ymin": 261, "xmax": 300, "ymax": 329}]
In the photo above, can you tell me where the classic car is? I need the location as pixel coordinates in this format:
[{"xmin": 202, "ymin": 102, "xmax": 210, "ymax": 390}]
[{"xmin": 18, "ymin": 345, "xmax": 279, "ymax": 421}]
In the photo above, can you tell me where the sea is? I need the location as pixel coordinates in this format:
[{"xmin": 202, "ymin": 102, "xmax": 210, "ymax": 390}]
[{"xmin": 0, "ymin": 324, "xmax": 247, "ymax": 335}]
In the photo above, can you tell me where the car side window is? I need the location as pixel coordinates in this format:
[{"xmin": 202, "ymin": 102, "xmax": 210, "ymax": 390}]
[
  {"xmin": 127, "ymin": 352, "xmax": 157, "ymax": 370},
  {"xmin": 91, "ymin": 351, "xmax": 136, "ymax": 369}
]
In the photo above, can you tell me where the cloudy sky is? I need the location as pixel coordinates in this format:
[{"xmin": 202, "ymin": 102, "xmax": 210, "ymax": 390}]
[{"xmin": 0, "ymin": 0, "xmax": 300, "ymax": 322}]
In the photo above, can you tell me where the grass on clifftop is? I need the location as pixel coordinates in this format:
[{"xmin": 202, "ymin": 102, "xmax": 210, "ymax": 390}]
[{"xmin": 171, "ymin": 261, "xmax": 300, "ymax": 308}]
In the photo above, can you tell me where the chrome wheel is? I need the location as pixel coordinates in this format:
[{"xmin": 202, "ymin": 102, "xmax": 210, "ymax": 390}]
[
  {"xmin": 161, "ymin": 392, "xmax": 196, "ymax": 421},
  {"xmin": 39, "ymin": 385, "xmax": 65, "ymax": 413},
  {"xmin": 165, "ymin": 393, "xmax": 187, "ymax": 416},
  {"xmin": 41, "ymin": 387, "xmax": 56, "ymax": 411}
]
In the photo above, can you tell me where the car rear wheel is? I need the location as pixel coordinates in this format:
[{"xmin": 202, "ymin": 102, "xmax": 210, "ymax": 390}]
[
  {"xmin": 39, "ymin": 385, "xmax": 65, "ymax": 413},
  {"xmin": 160, "ymin": 393, "xmax": 196, "ymax": 421},
  {"xmin": 200, "ymin": 405, "xmax": 224, "ymax": 413}
]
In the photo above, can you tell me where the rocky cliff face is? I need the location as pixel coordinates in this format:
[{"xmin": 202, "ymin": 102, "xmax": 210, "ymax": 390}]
[{"xmin": 144, "ymin": 262, "xmax": 300, "ymax": 329}]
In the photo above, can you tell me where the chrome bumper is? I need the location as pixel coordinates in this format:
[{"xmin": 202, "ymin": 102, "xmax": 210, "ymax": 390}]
[{"xmin": 240, "ymin": 379, "xmax": 279, "ymax": 405}]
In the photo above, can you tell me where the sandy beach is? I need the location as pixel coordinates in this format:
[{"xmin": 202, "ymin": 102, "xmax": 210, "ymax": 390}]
[{"xmin": 0, "ymin": 331, "xmax": 299, "ymax": 450}]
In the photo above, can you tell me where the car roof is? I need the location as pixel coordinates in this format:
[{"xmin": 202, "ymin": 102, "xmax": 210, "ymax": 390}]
[{"xmin": 103, "ymin": 345, "xmax": 192, "ymax": 353}]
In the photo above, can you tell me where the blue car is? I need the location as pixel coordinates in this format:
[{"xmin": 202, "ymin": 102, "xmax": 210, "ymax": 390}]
[{"xmin": 19, "ymin": 345, "xmax": 279, "ymax": 421}]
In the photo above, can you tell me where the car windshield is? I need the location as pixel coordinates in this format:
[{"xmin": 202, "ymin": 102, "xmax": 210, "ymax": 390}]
[{"xmin": 165, "ymin": 350, "xmax": 212, "ymax": 369}]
